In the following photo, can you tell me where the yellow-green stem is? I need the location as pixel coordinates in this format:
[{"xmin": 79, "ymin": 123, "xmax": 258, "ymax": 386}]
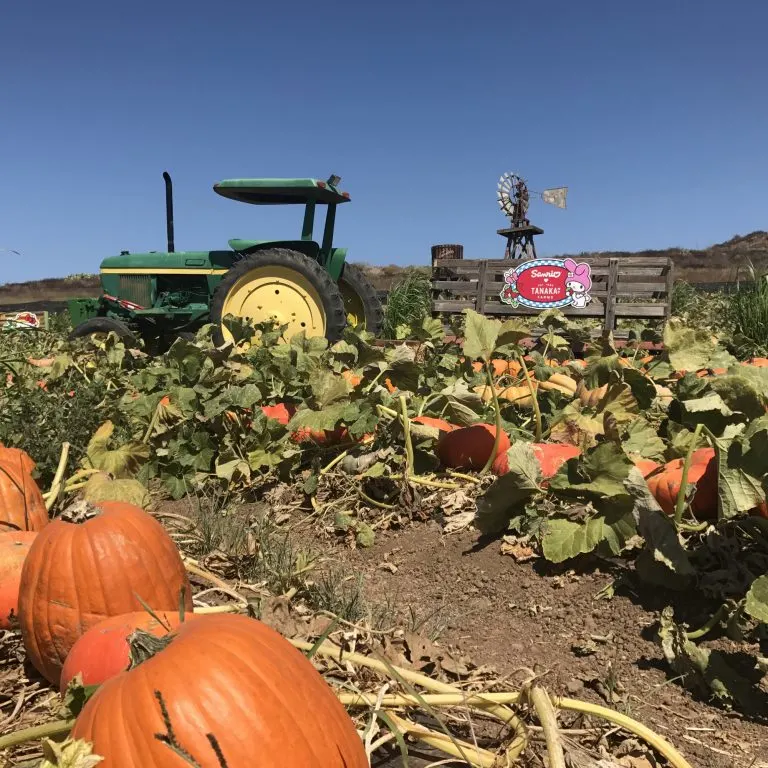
[
  {"xmin": 685, "ymin": 602, "xmax": 731, "ymax": 640},
  {"xmin": 0, "ymin": 718, "xmax": 74, "ymax": 750},
  {"xmin": 515, "ymin": 352, "xmax": 542, "ymax": 441},
  {"xmin": 320, "ymin": 450, "xmax": 349, "ymax": 476},
  {"xmin": 389, "ymin": 473, "xmax": 461, "ymax": 490},
  {"xmin": 399, "ymin": 395, "xmax": 415, "ymax": 478},
  {"xmin": 674, "ymin": 423, "xmax": 704, "ymax": 525},
  {"xmin": 479, "ymin": 361, "xmax": 504, "ymax": 476},
  {"xmin": 44, "ymin": 442, "xmax": 70, "ymax": 511}
]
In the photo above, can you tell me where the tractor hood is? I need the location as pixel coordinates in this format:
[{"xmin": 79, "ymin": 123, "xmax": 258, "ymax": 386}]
[{"xmin": 213, "ymin": 178, "xmax": 350, "ymax": 205}]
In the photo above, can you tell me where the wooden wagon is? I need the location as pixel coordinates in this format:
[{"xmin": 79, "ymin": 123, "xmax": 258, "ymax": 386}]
[{"xmin": 431, "ymin": 253, "xmax": 674, "ymax": 335}]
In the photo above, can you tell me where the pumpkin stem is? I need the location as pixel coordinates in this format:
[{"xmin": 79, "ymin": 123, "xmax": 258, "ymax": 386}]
[{"xmin": 128, "ymin": 629, "xmax": 174, "ymax": 669}]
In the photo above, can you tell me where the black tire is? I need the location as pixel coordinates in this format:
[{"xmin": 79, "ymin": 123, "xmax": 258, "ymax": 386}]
[
  {"xmin": 338, "ymin": 262, "xmax": 384, "ymax": 336},
  {"xmin": 210, "ymin": 248, "xmax": 346, "ymax": 345},
  {"xmin": 68, "ymin": 317, "xmax": 137, "ymax": 347}
]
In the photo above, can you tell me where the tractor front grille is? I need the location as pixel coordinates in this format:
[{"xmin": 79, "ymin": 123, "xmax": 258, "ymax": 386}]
[{"xmin": 118, "ymin": 275, "xmax": 153, "ymax": 308}]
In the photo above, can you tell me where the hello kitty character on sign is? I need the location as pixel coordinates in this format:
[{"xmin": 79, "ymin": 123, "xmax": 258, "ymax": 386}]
[{"xmin": 563, "ymin": 258, "xmax": 592, "ymax": 308}]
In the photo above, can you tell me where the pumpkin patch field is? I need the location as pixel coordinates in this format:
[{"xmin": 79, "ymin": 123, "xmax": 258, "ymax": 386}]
[{"xmin": 1, "ymin": 310, "xmax": 768, "ymax": 767}]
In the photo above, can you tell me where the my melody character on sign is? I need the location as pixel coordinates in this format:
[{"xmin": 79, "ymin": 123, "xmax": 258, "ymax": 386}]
[{"xmin": 563, "ymin": 259, "xmax": 592, "ymax": 308}]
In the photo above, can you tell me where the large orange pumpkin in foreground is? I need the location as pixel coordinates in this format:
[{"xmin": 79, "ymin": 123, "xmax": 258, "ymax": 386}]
[
  {"xmin": 437, "ymin": 424, "xmax": 511, "ymax": 474},
  {"xmin": 18, "ymin": 500, "xmax": 193, "ymax": 686},
  {"xmin": 70, "ymin": 613, "xmax": 368, "ymax": 768},
  {"xmin": 0, "ymin": 530, "xmax": 38, "ymax": 629},
  {"xmin": 60, "ymin": 609, "xmax": 196, "ymax": 693},
  {"xmin": 646, "ymin": 449, "xmax": 718, "ymax": 518},
  {"xmin": 0, "ymin": 446, "xmax": 48, "ymax": 533}
]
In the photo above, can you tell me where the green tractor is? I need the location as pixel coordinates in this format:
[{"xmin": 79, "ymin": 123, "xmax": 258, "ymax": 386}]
[{"xmin": 67, "ymin": 172, "xmax": 384, "ymax": 349}]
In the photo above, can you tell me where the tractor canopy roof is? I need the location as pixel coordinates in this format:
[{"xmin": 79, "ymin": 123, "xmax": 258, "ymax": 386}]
[{"xmin": 213, "ymin": 178, "xmax": 350, "ymax": 205}]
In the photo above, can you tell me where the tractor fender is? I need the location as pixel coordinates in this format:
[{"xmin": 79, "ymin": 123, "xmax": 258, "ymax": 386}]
[
  {"xmin": 235, "ymin": 240, "xmax": 321, "ymax": 261},
  {"xmin": 326, "ymin": 247, "xmax": 348, "ymax": 282}
]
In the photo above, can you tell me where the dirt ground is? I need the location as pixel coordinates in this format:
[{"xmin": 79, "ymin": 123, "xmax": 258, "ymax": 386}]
[{"xmin": 294, "ymin": 519, "xmax": 768, "ymax": 768}]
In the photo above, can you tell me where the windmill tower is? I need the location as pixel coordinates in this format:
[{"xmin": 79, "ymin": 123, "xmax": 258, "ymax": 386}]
[{"xmin": 496, "ymin": 173, "xmax": 567, "ymax": 259}]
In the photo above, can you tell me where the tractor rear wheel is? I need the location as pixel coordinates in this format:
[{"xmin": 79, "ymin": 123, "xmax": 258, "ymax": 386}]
[
  {"xmin": 338, "ymin": 262, "xmax": 384, "ymax": 335},
  {"xmin": 68, "ymin": 317, "xmax": 137, "ymax": 347},
  {"xmin": 210, "ymin": 248, "xmax": 346, "ymax": 346}
]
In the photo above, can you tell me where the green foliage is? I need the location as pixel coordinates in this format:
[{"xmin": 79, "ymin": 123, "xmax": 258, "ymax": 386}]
[
  {"xmin": 382, "ymin": 268, "xmax": 432, "ymax": 338},
  {"xmin": 727, "ymin": 269, "xmax": 768, "ymax": 357}
]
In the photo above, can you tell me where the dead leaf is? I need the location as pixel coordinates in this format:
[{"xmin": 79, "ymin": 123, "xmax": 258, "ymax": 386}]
[
  {"xmin": 259, "ymin": 596, "xmax": 300, "ymax": 637},
  {"xmin": 443, "ymin": 509, "xmax": 475, "ymax": 534},
  {"xmin": 500, "ymin": 535, "xmax": 537, "ymax": 563}
]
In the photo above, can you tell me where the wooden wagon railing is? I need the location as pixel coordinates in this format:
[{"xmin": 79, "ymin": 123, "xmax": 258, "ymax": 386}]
[{"xmin": 431, "ymin": 255, "xmax": 675, "ymax": 333}]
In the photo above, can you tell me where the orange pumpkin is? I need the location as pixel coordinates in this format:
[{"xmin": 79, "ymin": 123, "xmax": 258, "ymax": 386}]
[
  {"xmin": 577, "ymin": 381, "xmax": 608, "ymax": 408},
  {"xmin": 646, "ymin": 449, "xmax": 717, "ymax": 518},
  {"xmin": 471, "ymin": 358, "xmax": 522, "ymax": 378},
  {"xmin": 261, "ymin": 403, "xmax": 297, "ymax": 426},
  {"xmin": 531, "ymin": 443, "xmax": 581, "ymax": 478},
  {"xmin": 341, "ymin": 370, "xmax": 362, "ymax": 388},
  {"xmin": 493, "ymin": 442, "xmax": 581, "ymax": 479},
  {"xmin": 754, "ymin": 500, "xmax": 768, "ymax": 518},
  {"xmin": 0, "ymin": 446, "xmax": 48, "ymax": 533},
  {"xmin": 18, "ymin": 500, "xmax": 193, "ymax": 686},
  {"xmin": 60, "ymin": 610, "xmax": 197, "ymax": 694},
  {"xmin": 411, "ymin": 416, "xmax": 457, "ymax": 432},
  {"xmin": 437, "ymin": 424, "xmax": 510, "ymax": 474},
  {"xmin": 538, "ymin": 373, "xmax": 577, "ymax": 396},
  {"xmin": 634, "ymin": 458, "xmax": 661, "ymax": 478},
  {"xmin": 0, "ymin": 530, "xmax": 38, "ymax": 629},
  {"xmin": 70, "ymin": 614, "xmax": 369, "ymax": 767}
]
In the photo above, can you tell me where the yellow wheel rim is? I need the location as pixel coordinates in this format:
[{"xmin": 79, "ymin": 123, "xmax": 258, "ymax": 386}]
[
  {"xmin": 220, "ymin": 265, "xmax": 326, "ymax": 343},
  {"xmin": 340, "ymin": 281, "xmax": 367, "ymax": 328}
]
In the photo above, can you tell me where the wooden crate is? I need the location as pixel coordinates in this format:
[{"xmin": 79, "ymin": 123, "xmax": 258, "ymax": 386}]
[{"xmin": 431, "ymin": 256, "xmax": 674, "ymax": 332}]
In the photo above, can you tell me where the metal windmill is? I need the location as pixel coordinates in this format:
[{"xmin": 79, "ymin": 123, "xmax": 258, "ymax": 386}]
[{"xmin": 496, "ymin": 172, "xmax": 567, "ymax": 259}]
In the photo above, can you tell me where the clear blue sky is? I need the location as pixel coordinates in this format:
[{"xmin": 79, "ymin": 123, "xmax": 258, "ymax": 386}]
[{"xmin": 1, "ymin": 0, "xmax": 766, "ymax": 284}]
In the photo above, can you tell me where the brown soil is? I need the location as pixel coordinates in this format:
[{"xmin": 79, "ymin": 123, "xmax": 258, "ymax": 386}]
[{"xmin": 291, "ymin": 519, "xmax": 768, "ymax": 768}]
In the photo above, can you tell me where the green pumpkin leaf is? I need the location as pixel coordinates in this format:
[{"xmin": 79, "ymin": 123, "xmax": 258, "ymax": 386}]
[
  {"xmin": 82, "ymin": 473, "xmax": 151, "ymax": 509},
  {"xmin": 541, "ymin": 516, "xmax": 607, "ymax": 564},
  {"xmin": 709, "ymin": 375, "xmax": 768, "ymax": 420},
  {"xmin": 462, "ymin": 310, "xmax": 500, "ymax": 362},
  {"xmin": 548, "ymin": 442, "xmax": 634, "ymax": 501},
  {"xmin": 658, "ymin": 607, "xmax": 767, "ymax": 711},
  {"xmin": 310, "ymin": 371, "xmax": 350, "ymax": 409},
  {"xmin": 623, "ymin": 419, "xmax": 666, "ymax": 460},
  {"xmin": 288, "ymin": 402, "xmax": 348, "ymax": 433},
  {"xmin": 475, "ymin": 443, "xmax": 542, "ymax": 535},
  {"xmin": 84, "ymin": 421, "xmax": 149, "ymax": 478},
  {"xmin": 745, "ymin": 575, "xmax": 768, "ymax": 625},
  {"xmin": 663, "ymin": 320, "xmax": 726, "ymax": 373}
]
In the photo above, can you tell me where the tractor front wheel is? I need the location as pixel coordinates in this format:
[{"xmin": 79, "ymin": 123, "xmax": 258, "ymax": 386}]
[
  {"xmin": 68, "ymin": 317, "xmax": 137, "ymax": 347},
  {"xmin": 210, "ymin": 248, "xmax": 346, "ymax": 346},
  {"xmin": 338, "ymin": 262, "xmax": 384, "ymax": 336}
]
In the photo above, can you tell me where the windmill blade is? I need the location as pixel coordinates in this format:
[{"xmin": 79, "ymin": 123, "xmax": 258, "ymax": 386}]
[{"xmin": 540, "ymin": 187, "xmax": 568, "ymax": 209}]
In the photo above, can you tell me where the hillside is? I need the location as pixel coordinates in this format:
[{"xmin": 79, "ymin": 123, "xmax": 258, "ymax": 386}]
[{"xmin": 1, "ymin": 231, "xmax": 766, "ymax": 309}]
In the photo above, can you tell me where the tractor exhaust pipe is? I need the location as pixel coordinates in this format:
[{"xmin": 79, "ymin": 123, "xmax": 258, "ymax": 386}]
[{"xmin": 163, "ymin": 171, "xmax": 175, "ymax": 253}]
